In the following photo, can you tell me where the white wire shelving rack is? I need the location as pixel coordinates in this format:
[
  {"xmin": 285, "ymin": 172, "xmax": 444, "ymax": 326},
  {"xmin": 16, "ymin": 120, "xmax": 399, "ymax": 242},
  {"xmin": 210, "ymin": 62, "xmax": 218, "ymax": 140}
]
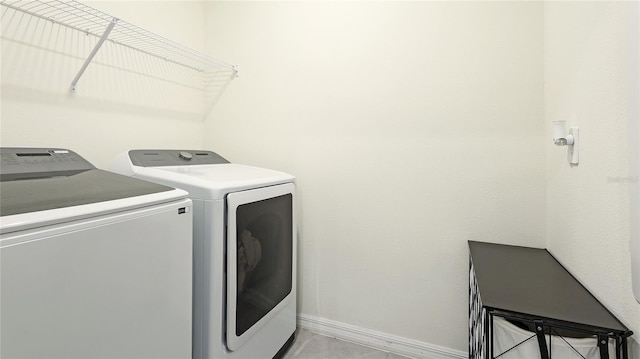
[{"xmin": 1, "ymin": 0, "xmax": 237, "ymax": 114}]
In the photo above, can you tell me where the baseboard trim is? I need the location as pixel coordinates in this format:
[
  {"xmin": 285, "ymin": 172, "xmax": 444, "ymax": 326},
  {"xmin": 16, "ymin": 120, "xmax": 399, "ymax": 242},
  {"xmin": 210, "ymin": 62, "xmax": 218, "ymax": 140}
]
[{"xmin": 296, "ymin": 314, "xmax": 466, "ymax": 359}]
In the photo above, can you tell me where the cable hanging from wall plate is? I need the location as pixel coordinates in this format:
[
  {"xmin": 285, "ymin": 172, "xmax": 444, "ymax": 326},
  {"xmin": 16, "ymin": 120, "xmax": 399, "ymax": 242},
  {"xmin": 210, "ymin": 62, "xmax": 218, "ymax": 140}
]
[{"xmin": 0, "ymin": 0, "xmax": 237, "ymax": 114}]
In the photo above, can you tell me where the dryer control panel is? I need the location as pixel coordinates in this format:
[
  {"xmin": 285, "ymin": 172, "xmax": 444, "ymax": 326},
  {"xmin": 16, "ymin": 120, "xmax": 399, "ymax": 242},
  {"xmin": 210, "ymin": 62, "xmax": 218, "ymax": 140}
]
[
  {"xmin": 129, "ymin": 150, "xmax": 229, "ymax": 167},
  {"xmin": 0, "ymin": 148, "xmax": 94, "ymax": 181}
]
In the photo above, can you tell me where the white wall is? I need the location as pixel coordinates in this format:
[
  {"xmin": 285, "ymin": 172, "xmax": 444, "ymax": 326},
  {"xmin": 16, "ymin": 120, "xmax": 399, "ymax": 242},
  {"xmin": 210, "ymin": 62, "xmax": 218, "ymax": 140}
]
[
  {"xmin": 1, "ymin": 1, "xmax": 208, "ymax": 168},
  {"xmin": 204, "ymin": 2, "xmax": 545, "ymax": 352},
  {"xmin": 5, "ymin": 1, "xmax": 637, "ymax": 356},
  {"xmin": 544, "ymin": 0, "xmax": 640, "ymax": 351}
]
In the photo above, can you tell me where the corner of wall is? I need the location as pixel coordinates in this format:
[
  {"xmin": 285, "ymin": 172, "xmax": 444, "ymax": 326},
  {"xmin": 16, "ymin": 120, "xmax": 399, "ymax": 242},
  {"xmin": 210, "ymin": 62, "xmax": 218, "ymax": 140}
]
[
  {"xmin": 543, "ymin": 0, "xmax": 640, "ymax": 340},
  {"xmin": 630, "ymin": 336, "xmax": 640, "ymax": 359}
]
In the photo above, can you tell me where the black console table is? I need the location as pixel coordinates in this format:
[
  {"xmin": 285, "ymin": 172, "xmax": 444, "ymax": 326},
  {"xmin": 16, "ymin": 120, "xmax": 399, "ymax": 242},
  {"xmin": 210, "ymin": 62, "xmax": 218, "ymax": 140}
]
[{"xmin": 469, "ymin": 241, "xmax": 633, "ymax": 359}]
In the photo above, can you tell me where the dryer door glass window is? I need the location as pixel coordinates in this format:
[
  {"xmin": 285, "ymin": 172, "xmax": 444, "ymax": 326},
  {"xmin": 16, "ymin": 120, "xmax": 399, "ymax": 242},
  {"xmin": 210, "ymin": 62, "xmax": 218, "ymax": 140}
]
[
  {"xmin": 226, "ymin": 182, "xmax": 295, "ymax": 351},
  {"xmin": 235, "ymin": 193, "xmax": 292, "ymax": 335}
]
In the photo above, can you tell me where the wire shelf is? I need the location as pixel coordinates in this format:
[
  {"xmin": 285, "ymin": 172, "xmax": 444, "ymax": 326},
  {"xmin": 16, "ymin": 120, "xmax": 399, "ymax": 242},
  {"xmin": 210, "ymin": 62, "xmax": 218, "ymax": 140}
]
[{"xmin": 1, "ymin": 0, "xmax": 237, "ymax": 115}]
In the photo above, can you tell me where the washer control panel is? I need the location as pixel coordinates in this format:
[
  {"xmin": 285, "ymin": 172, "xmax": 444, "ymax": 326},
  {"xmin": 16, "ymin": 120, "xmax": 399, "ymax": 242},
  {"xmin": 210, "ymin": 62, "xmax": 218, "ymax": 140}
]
[
  {"xmin": 129, "ymin": 150, "xmax": 229, "ymax": 167},
  {"xmin": 1, "ymin": 148, "xmax": 94, "ymax": 181}
]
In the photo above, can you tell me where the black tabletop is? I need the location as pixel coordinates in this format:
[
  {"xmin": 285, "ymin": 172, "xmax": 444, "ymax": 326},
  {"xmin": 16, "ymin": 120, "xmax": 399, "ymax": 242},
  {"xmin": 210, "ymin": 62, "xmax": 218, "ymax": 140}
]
[{"xmin": 469, "ymin": 241, "xmax": 629, "ymax": 333}]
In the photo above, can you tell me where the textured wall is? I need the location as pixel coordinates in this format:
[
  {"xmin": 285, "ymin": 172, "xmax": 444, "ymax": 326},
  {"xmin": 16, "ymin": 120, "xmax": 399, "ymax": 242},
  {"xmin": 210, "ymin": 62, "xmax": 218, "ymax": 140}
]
[
  {"xmin": 544, "ymin": 1, "xmax": 640, "ymax": 350},
  {"xmin": 1, "ymin": 1, "xmax": 208, "ymax": 167},
  {"xmin": 7, "ymin": 1, "xmax": 637, "ymax": 355},
  {"xmin": 204, "ymin": 2, "xmax": 545, "ymax": 352}
]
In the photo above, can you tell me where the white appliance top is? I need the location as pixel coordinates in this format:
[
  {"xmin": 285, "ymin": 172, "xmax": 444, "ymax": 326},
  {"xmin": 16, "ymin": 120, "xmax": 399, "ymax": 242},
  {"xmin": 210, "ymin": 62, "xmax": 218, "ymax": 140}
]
[
  {"xmin": 0, "ymin": 148, "xmax": 188, "ymax": 235},
  {"xmin": 110, "ymin": 150, "xmax": 295, "ymax": 200}
]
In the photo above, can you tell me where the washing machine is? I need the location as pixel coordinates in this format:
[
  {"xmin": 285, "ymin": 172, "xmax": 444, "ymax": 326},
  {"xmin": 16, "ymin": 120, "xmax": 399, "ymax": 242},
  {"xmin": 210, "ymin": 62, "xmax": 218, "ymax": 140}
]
[
  {"xmin": 0, "ymin": 147, "xmax": 193, "ymax": 359},
  {"xmin": 110, "ymin": 149, "xmax": 296, "ymax": 359}
]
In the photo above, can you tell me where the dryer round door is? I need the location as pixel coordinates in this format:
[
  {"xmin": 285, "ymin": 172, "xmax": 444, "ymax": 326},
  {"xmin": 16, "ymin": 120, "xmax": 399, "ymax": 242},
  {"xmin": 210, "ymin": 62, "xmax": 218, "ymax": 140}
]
[{"xmin": 225, "ymin": 182, "xmax": 295, "ymax": 351}]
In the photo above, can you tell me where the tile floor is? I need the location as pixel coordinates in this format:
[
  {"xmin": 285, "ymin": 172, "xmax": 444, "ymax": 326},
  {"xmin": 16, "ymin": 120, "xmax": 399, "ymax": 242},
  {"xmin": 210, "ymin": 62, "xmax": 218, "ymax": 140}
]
[{"xmin": 282, "ymin": 329, "xmax": 411, "ymax": 359}]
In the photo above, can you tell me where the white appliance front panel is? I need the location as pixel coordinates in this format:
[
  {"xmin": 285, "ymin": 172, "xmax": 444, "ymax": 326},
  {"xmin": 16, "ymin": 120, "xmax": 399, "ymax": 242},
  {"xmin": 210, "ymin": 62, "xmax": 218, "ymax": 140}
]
[
  {"xmin": 1, "ymin": 199, "xmax": 193, "ymax": 359},
  {"xmin": 226, "ymin": 182, "xmax": 296, "ymax": 352}
]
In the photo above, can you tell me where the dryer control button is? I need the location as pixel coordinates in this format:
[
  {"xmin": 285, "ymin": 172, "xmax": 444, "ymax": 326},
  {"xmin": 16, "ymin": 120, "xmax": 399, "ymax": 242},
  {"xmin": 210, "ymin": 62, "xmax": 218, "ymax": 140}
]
[{"xmin": 179, "ymin": 151, "xmax": 193, "ymax": 161}]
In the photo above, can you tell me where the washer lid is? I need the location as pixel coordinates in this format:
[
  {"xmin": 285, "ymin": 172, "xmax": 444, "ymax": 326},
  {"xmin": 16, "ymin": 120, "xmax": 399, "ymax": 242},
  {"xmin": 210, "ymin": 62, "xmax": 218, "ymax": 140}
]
[
  {"xmin": 0, "ymin": 169, "xmax": 188, "ymax": 235},
  {"xmin": 0, "ymin": 169, "xmax": 176, "ymax": 217},
  {"xmin": 1, "ymin": 148, "xmax": 188, "ymax": 234}
]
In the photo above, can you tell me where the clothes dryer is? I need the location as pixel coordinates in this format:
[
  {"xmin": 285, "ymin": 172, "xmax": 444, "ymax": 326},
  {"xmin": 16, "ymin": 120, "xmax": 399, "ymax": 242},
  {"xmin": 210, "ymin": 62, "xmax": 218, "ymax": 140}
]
[
  {"xmin": 0, "ymin": 147, "xmax": 193, "ymax": 358},
  {"xmin": 111, "ymin": 149, "xmax": 296, "ymax": 359}
]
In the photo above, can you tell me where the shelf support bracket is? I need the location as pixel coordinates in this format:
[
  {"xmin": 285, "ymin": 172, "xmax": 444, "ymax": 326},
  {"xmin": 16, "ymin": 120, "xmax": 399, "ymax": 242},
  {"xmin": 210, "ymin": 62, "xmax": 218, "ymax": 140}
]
[{"xmin": 70, "ymin": 17, "xmax": 118, "ymax": 93}]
